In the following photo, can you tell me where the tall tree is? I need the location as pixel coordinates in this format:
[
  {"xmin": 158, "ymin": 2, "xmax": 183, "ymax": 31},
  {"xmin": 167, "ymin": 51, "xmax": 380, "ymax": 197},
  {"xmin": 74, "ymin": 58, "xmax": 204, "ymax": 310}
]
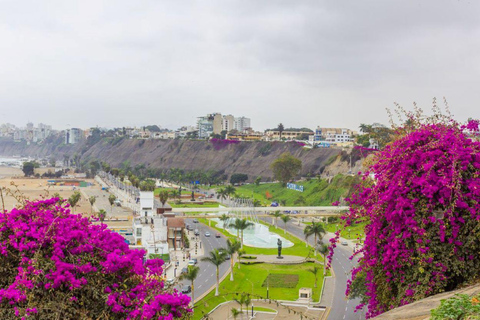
[
  {"xmin": 158, "ymin": 190, "xmax": 169, "ymax": 207},
  {"xmin": 270, "ymin": 152, "xmax": 302, "ymax": 186},
  {"xmin": 224, "ymin": 239, "xmax": 241, "ymax": 281},
  {"xmin": 229, "ymin": 218, "xmax": 254, "ymax": 248},
  {"xmin": 272, "ymin": 211, "xmax": 282, "ymax": 227},
  {"xmin": 304, "ymin": 222, "xmax": 326, "ymax": 256},
  {"xmin": 281, "ymin": 215, "xmax": 291, "ymax": 234},
  {"xmin": 277, "ymin": 123, "xmax": 285, "ymax": 140},
  {"xmin": 108, "ymin": 194, "xmax": 116, "ymax": 214},
  {"xmin": 68, "ymin": 191, "xmax": 81, "ymax": 213},
  {"xmin": 201, "ymin": 249, "xmax": 227, "ymax": 296},
  {"xmin": 179, "ymin": 265, "xmax": 200, "ymax": 303},
  {"xmin": 317, "ymin": 244, "xmax": 329, "ymax": 276},
  {"xmin": 88, "ymin": 196, "xmax": 96, "ymax": 214},
  {"xmin": 219, "ymin": 214, "xmax": 230, "ymax": 231},
  {"xmin": 98, "ymin": 209, "xmax": 106, "ymax": 223},
  {"xmin": 308, "ymin": 265, "xmax": 321, "ymax": 288}
]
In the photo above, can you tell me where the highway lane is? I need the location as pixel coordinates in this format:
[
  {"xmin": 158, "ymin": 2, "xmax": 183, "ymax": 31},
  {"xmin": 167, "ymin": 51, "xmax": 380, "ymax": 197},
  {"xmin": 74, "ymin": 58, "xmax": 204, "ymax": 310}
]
[
  {"xmin": 176, "ymin": 219, "xmax": 230, "ymax": 302},
  {"xmin": 259, "ymin": 216, "xmax": 366, "ymax": 320}
]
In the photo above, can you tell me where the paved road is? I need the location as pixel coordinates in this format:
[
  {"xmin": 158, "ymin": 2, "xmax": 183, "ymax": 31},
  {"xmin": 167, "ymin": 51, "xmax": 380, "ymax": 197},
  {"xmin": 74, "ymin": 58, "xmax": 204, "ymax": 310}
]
[
  {"xmin": 259, "ymin": 216, "xmax": 366, "ymax": 320},
  {"xmin": 175, "ymin": 219, "xmax": 230, "ymax": 301}
]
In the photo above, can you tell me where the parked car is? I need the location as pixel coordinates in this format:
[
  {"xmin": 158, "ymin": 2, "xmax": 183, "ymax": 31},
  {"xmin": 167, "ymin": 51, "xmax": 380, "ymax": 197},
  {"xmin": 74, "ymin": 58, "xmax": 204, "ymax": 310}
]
[
  {"xmin": 205, "ymin": 232, "xmax": 211, "ymax": 237},
  {"xmin": 225, "ymin": 254, "xmax": 231, "ymax": 260},
  {"xmin": 193, "ymin": 219, "xmax": 199, "ymax": 223},
  {"xmin": 181, "ymin": 285, "xmax": 192, "ymax": 294},
  {"xmin": 186, "ymin": 224, "xmax": 192, "ymax": 231},
  {"xmin": 192, "ymin": 258, "xmax": 198, "ymax": 264},
  {"xmin": 188, "ymin": 259, "xmax": 196, "ymax": 266},
  {"xmin": 215, "ymin": 233, "xmax": 221, "ymax": 238},
  {"xmin": 181, "ymin": 267, "xmax": 188, "ymax": 275},
  {"xmin": 341, "ymin": 241, "xmax": 348, "ymax": 246},
  {"xmin": 194, "ymin": 229, "xmax": 199, "ymax": 236},
  {"xmin": 166, "ymin": 278, "xmax": 175, "ymax": 286},
  {"xmin": 270, "ymin": 201, "xmax": 279, "ymax": 207}
]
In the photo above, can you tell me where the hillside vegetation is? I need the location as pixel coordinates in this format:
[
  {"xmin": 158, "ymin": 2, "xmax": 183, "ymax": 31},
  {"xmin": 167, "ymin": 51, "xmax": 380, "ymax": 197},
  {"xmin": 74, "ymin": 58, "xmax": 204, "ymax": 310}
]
[{"xmin": 235, "ymin": 174, "xmax": 361, "ymax": 206}]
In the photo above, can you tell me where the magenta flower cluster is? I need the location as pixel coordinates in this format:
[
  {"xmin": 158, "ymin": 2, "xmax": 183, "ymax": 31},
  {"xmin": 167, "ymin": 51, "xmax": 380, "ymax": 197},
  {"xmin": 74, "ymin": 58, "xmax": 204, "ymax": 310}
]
[
  {"xmin": 209, "ymin": 138, "xmax": 240, "ymax": 150},
  {"xmin": 0, "ymin": 198, "xmax": 191, "ymax": 319},
  {"xmin": 339, "ymin": 121, "xmax": 480, "ymax": 318}
]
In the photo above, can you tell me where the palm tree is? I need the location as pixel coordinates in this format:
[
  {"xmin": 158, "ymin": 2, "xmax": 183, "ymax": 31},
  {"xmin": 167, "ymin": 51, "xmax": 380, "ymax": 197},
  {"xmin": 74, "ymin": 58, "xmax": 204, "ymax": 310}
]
[
  {"xmin": 277, "ymin": 123, "xmax": 285, "ymax": 140},
  {"xmin": 158, "ymin": 190, "xmax": 169, "ymax": 207},
  {"xmin": 234, "ymin": 293, "xmax": 248, "ymax": 314},
  {"xmin": 88, "ymin": 196, "xmax": 96, "ymax": 214},
  {"xmin": 179, "ymin": 265, "xmax": 200, "ymax": 303},
  {"xmin": 229, "ymin": 218, "xmax": 254, "ymax": 248},
  {"xmin": 271, "ymin": 210, "xmax": 282, "ymax": 227},
  {"xmin": 201, "ymin": 249, "xmax": 227, "ymax": 296},
  {"xmin": 231, "ymin": 308, "xmax": 242, "ymax": 320},
  {"xmin": 98, "ymin": 209, "xmax": 106, "ymax": 223},
  {"xmin": 244, "ymin": 294, "xmax": 252, "ymax": 317},
  {"xmin": 217, "ymin": 187, "xmax": 228, "ymax": 202},
  {"xmin": 225, "ymin": 185, "xmax": 236, "ymax": 202},
  {"xmin": 304, "ymin": 222, "xmax": 326, "ymax": 256},
  {"xmin": 219, "ymin": 213, "xmax": 230, "ymax": 231},
  {"xmin": 224, "ymin": 239, "xmax": 241, "ymax": 281},
  {"xmin": 281, "ymin": 215, "xmax": 291, "ymax": 234},
  {"xmin": 317, "ymin": 243, "xmax": 329, "ymax": 275},
  {"xmin": 308, "ymin": 265, "xmax": 321, "ymax": 288},
  {"xmin": 108, "ymin": 194, "xmax": 116, "ymax": 214}
]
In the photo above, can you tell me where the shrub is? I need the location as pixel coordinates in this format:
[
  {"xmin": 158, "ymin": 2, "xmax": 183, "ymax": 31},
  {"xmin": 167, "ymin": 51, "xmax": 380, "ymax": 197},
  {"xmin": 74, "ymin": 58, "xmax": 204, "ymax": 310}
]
[
  {"xmin": 340, "ymin": 120, "xmax": 480, "ymax": 318},
  {"xmin": 0, "ymin": 198, "xmax": 191, "ymax": 319},
  {"xmin": 430, "ymin": 294, "xmax": 480, "ymax": 320}
]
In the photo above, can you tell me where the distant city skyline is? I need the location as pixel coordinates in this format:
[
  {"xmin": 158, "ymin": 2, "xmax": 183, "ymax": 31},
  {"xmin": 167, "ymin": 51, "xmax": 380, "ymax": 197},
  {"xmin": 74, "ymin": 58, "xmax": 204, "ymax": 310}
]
[{"xmin": 0, "ymin": 1, "xmax": 478, "ymax": 130}]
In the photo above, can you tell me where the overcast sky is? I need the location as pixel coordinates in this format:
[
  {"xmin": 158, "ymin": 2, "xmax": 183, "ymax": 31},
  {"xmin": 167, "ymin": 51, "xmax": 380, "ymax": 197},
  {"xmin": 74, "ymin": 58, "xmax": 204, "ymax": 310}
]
[{"xmin": 0, "ymin": 0, "xmax": 479, "ymax": 131}]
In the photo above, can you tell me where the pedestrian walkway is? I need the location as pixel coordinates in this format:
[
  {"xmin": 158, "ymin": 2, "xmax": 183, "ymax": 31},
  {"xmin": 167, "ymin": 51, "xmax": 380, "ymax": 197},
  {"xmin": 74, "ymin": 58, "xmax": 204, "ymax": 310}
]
[
  {"xmin": 208, "ymin": 299, "xmax": 324, "ymax": 320},
  {"xmin": 242, "ymin": 254, "xmax": 309, "ymax": 265},
  {"xmin": 163, "ymin": 239, "xmax": 205, "ymax": 280}
]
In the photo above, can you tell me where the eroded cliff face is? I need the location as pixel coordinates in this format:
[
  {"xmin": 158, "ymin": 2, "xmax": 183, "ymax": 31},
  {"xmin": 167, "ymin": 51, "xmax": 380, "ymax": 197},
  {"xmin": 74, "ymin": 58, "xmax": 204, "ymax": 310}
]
[{"xmin": 0, "ymin": 137, "xmax": 344, "ymax": 180}]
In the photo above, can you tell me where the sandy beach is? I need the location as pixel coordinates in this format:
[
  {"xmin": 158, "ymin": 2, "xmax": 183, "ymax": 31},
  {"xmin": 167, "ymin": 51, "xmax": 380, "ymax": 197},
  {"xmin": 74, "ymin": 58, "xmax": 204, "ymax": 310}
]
[{"xmin": 0, "ymin": 166, "xmax": 98, "ymax": 213}]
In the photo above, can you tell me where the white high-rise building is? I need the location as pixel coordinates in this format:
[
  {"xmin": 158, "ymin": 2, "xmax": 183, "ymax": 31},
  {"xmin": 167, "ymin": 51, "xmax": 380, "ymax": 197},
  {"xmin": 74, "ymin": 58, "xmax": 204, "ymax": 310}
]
[{"xmin": 234, "ymin": 117, "xmax": 251, "ymax": 132}]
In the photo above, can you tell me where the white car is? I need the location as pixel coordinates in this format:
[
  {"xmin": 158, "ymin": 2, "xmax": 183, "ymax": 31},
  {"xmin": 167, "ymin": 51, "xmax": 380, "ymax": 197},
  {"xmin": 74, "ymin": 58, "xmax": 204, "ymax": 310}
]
[
  {"xmin": 188, "ymin": 260, "xmax": 196, "ymax": 266},
  {"xmin": 205, "ymin": 232, "xmax": 211, "ymax": 237}
]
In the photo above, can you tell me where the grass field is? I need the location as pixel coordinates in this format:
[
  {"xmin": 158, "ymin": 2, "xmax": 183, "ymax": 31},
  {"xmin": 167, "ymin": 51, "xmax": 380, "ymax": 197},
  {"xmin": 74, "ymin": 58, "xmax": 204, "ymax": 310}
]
[
  {"xmin": 198, "ymin": 218, "xmax": 318, "ymax": 259},
  {"xmin": 169, "ymin": 202, "xmax": 221, "ymax": 208},
  {"xmin": 232, "ymin": 174, "xmax": 361, "ymax": 207},
  {"xmin": 153, "ymin": 187, "xmax": 190, "ymax": 196},
  {"xmin": 193, "ymin": 262, "xmax": 324, "ymax": 319}
]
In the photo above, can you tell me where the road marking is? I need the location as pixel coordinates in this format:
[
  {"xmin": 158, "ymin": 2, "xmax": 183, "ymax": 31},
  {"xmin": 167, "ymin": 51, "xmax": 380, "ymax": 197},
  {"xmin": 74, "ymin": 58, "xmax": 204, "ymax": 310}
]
[{"xmin": 204, "ymin": 279, "xmax": 208, "ymax": 283}]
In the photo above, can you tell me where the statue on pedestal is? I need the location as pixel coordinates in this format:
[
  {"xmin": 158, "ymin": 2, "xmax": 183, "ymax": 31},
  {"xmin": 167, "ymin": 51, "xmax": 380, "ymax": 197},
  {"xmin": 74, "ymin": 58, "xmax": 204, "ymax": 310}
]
[{"xmin": 277, "ymin": 238, "xmax": 283, "ymax": 259}]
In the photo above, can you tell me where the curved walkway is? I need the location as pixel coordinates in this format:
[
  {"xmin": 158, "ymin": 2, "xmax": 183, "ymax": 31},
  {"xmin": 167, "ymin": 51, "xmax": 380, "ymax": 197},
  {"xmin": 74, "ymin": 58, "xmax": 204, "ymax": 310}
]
[{"xmin": 241, "ymin": 254, "xmax": 311, "ymax": 264}]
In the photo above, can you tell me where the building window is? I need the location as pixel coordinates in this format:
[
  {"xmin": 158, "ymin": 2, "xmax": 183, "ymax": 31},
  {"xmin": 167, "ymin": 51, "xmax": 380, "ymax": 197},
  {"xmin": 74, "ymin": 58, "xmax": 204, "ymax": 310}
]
[{"xmin": 136, "ymin": 228, "xmax": 142, "ymax": 237}]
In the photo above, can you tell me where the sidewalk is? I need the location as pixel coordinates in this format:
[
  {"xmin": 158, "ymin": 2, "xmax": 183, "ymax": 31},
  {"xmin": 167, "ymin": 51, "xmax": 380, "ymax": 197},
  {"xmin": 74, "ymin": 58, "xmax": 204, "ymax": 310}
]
[{"xmin": 164, "ymin": 238, "xmax": 205, "ymax": 280}]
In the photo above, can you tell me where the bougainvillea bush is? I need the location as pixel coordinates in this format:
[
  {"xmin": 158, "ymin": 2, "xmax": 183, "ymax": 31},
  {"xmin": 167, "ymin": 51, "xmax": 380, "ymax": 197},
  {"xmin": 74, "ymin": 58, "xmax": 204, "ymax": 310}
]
[
  {"xmin": 342, "ymin": 120, "xmax": 480, "ymax": 318},
  {"xmin": 0, "ymin": 198, "xmax": 191, "ymax": 319}
]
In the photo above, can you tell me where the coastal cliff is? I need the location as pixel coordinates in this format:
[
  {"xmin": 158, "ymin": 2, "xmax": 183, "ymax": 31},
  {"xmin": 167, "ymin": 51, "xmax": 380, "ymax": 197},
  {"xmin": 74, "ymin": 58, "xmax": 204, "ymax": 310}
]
[{"xmin": 0, "ymin": 136, "xmax": 351, "ymax": 180}]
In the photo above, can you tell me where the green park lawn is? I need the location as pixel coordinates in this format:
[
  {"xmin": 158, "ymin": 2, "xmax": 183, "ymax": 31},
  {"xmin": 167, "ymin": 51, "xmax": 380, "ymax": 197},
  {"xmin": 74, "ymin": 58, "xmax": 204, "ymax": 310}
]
[
  {"xmin": 303, "ymin": 220, "xmax": 366, "ymax": 240},
  {"xmin": 198, "ymin": 218, "xmax": 319, "ymax": 259},
  {"xmin": 193, "ymin": 262, "xmax": 325, "ymax": 320},
  {"xmin": 168, "ymin": 202, "xmax": 221, "ymax": 208},
  {"xmin": 232, "ymin": 174, "xmax": 360, "ymax": 207},
  {"xmin": 153, "ymin": 187, "xmax": 190, "ymax": 196}
]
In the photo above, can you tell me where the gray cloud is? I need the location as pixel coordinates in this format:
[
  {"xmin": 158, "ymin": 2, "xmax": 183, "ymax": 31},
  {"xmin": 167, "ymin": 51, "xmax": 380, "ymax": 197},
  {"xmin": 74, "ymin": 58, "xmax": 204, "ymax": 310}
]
[{"xmin": 0, "ymin": 0, "xmax": 479, "ymax": 130}]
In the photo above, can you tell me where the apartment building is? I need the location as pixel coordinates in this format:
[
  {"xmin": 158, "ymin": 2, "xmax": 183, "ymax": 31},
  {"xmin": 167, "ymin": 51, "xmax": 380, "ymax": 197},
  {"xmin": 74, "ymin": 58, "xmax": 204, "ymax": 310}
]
[{"xmin": 314, "ymin": 127, "xmax": 353, "ymax": 143}]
